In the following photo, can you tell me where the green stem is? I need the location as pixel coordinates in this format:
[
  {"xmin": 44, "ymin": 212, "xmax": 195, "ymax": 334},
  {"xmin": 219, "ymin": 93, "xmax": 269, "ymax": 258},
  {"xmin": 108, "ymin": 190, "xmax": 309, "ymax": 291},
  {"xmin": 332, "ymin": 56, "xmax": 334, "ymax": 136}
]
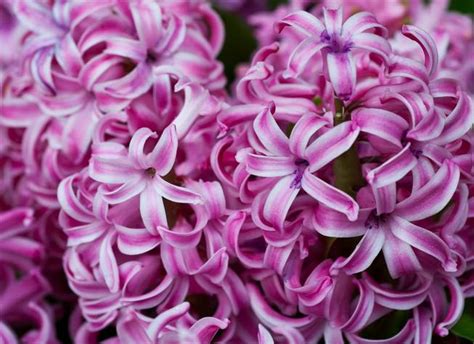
[{"xmin": 332, "ymin": 99, "xmax": 365, "ymax": 198}]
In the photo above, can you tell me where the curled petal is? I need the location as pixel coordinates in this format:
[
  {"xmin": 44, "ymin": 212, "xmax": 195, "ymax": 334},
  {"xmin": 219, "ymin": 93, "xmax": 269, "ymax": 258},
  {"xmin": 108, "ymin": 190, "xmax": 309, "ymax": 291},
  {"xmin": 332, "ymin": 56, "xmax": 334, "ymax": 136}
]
[
  {"xmin": 285, "ymin": 39, "xmax": 326, "ymax": 77},
  {"xmin": 313, "ymin": 206, "xmax": 367, "ymax": 238},
  {"xmin": 99, "ymin": 232, "xmax": 119, "ymax": 293},
  {"xmin": 116, "ymin": 225, "xmax": 161, "ymax": 255},
  {"xmin": 307, "ymin": 121, "xmax": 360, "ymax": 172},
  {"xmin": 154, "ymin": 178, "xmax": 202, "ymax": 204},
  {"xmin": 432, "ymin": 91, "xmax": 473, "ymax": 145},
  {"xmin": 390, "ymin": 216, "xmax": 457, "ymax": 272},
  {"xmin": 366, "ymin": 144, "xmax": 417, "ymax": 188},
  {"xmin": 246, "ymin": 154, "xmax": 295, "ymax": 177},
  {"xmin": 147, "ymin": 303, "xmax": 190, "ymax": 340},
  {"xmin": 277, "ymin": 11, "xmax": 325, "ymax": 36},
  {"xmin": 253, "ymin": 104, "xmax": 290, "ymax": 156},
  {"xmin": 157, "ymin": 226, "xmax": 202, "ymax": 249},
  {"xmin": 102, "ymin": 177, "xmax": 146, "ymax": 204},
  {"xmin": 395, "ymin": 160, "xmax": 460, "ymax": 221},
  {"xmin": 148, "ymin": 125, "xmax": 178, "ymax": 175},
  {"xmin": 101, "ymin": 62, "xmax": 152, "ymax": 99},
  {"xmin": 140, "ymin": 185, "xmax": 167, "ymax": 234},
  {"xmin": 289, "ymin": 114, "xmax": 329, "ymax": 158},
  {"xmin": 247, "ymin": 284, "xmax": 315, "ymax": 328},
  {"xmin": 128, "ymin": 128, "xmax": 157, "ymax": 169},
  {"xmin": 332, "ymin": 228, "xmax": 385, "ymax": 275},
  {"xmin": 302, "ymin": 171, "xmax": 359, "ymax": 221},
  {"xmin": 352, "ymin": 33, "xmax": 391, "ymax": 62},
  {"xmin": 346, "ymin": 319, "xmax": 415, "ymax": 344},
  {"xmin": 130, "ymin": 0, "xmax": 162, "ymax": 49},
  {"xmin": 352, "ymin": 108, "xmax": 408, "ymax": 147},
  {"xmin": 263, "ymin": 175, "xmax": 300, "ymax": 230},
  {"xmin": 342, "ymin": 11, "xmax": 387, "ymax": 36},
  {"xmin": 258, "ymin": 325, "xmax": 274, "ymax": 344},
  {"xmin": 382, "ymin": 229, "xmax": 422, "ymax": 279},
  {"xmin": 117, "ymin": 310, "xmax": 152, "ymax": 344},
  {"xmin": 435, "ymin": 276, "xmax": 464, "ymax": 337},
  {"xmin": 365, "ymin": 274, "xmax": 432, "ymax": 310},
  {"xmin": 402, "ymin": 25, "xmax": 438, "ymax": 77},
  {"xmin": 190, "ymin": 317, "xmax": 229, "ymax": 343}
]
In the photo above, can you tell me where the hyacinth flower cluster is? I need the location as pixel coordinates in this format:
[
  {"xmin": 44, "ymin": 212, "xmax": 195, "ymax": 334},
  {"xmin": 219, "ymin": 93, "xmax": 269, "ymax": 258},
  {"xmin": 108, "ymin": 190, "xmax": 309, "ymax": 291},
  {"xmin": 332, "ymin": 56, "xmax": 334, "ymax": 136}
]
[{"xmin": 1, "ymin": 0, "xmax": 473, "ymax": 343}]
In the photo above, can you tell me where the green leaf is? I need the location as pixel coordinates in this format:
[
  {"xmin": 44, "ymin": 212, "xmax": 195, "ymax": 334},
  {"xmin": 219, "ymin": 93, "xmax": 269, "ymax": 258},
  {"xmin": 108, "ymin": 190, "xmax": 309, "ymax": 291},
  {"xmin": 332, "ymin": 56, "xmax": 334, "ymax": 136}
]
[
  {"xmin": 269, "ymin": 0, "xmax": 288, "ymax": 10},
  {"xmin": 449, "ymin": 0, "xmax": 474, "ymax": 14},
  {"xmin": 451, "ymin": 298, "xmax": 474, "ymax": 341}
]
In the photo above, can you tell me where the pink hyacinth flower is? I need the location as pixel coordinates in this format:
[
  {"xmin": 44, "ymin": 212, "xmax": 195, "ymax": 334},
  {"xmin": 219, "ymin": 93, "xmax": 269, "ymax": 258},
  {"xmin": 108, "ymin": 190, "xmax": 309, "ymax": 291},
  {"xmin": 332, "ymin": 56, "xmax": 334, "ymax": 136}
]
[
  {"xmin": 246, "ymin": 104, "xmax": 360, "ymax": 230},
  {"xmin": 89, "ymin": 125, "xmax": 202, "ymax": 234},
  {"xmin": 318, "ymin": 160, "xmax": 460, "ymax": 279},
  {"xmin": 277, "ymin": 7, "xmax": 390, "ymax": 99}
]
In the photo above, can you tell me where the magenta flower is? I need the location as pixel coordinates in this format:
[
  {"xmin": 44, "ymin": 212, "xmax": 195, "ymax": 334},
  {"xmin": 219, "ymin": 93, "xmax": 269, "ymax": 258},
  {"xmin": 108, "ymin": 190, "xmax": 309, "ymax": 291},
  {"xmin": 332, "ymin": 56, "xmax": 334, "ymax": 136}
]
[
  {"xmin": 317, "ymin": 160, "xmax": 460, "ymax": 278},
  {"xmin": 245, "ymin": 104, "xmax": 360, "ymax": 230},
  {"xmin": 89, "ymin": 125, "xmax": 202, "ymax": 233},
  {"xmin": 277, "ymin": 7, "xmax": 390, "ymax": 99}
]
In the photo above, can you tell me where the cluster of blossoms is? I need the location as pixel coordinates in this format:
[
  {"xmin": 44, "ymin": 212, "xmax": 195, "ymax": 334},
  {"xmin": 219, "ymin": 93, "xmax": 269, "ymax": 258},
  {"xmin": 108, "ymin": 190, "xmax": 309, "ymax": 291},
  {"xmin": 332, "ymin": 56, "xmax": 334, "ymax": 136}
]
[{"xmin": 1, "ymin": 0, "xmax": 473, "ymax": 342}]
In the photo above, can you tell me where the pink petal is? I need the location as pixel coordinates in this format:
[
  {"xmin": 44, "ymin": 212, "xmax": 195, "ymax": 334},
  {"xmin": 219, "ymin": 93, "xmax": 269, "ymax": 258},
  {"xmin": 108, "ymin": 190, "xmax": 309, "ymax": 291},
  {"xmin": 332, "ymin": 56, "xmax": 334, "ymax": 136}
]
[
  {"xmin": 326, "ymin": 52, "xmax": 356, "ymax": 100},
  {"xmin": 139, "ymin": 184, "xmax": 167, "ymax": 234},
  {"xmin": 147, "ymin": 303, "xmax": 190, "ymax": 340},
  {"xmin": 258, "ymin": 325, "xmax": 274, "ymax": 344},
  {"xmin": 402, "ymin": 25, "xmax": 438, "ymax": 77},
  {"xmin": 130, "ymin": 0, "xmax": 163, "ymax": 49},
  {"xmin": 323, "ymin": 7, "xmax": 343, "ymax": 36},
  {"xmin": 285, "ymin": 39, "xmax": 326, "ymax": 77},
  {"xmin": 395, "ymin": 160, "xmax": 460, "ymax": 221},
  {"xmin": 302, "ymin": 170, "xmax": 359, "ymax": 221},
  {"xmin": 154, "ymin": 178, "xmax": 202, "ymax": 204},
  {"xmin": 116, "ymin": 225, "xmax": 161, "ymax": 255},
  {"xmin": 128, "ymin": 128, "xmax": 157, "ymax": 169},
  {"xmin": 117, "ymin": 311, "xmax": 152, "ymax": 344},
  {"xmin": 157, "ymin": 225, "xmax": 202, "ymax": 249},
  {"xmin": 346, "ymin": 319, "xmax": 415, "ymax": 344},
  {"xmin": 332, "ymin": 228, "xmax": 385, "ymax": 274},
  {"xmin": 365, "ymin": 273, "xmax": 432, "ymax": 310},
  {"xmin": 104, "ymin": 37, "xmax": 147, "ymax": 62},
  {"xmin": 277, "ymin": 11, "xmax": 325, "ymax": 36},
  {"xmin": 382, "ymin": 229, "xmax": 422, "ymax": 279},
  {"xmin": 352, "ymin": 108, "xmax": 408, "ymax": 148},
  {"xmin": 389, "ymin": 216, "xmax": 457, "ymax": 272},
  {"xmin": 307, "ymin": 121, "xmax": 360, "ymax": 172},
  {"xmin": 253, "ymin": 104, "xmax": 290, "ymax": 156},
  {"xmin": 289, "ymin": 114, "xmax": 329, "ymax": 158},
  {"xmin": 190, "ymin": 317, "xmax": 229, "ymax": 343},
  {"xmin": 102, "ymin": 177, "xmax": 146, "ymax": 204},
  {"xmin": 101, "ymin": 62, "xmax": 152, "ymax": 99},
  {"xmin": 99, "ymin": 232, "xmax": 119, "ymax": 293},
  {"xmin": 148, "ymin": 125, "xmax": 178, "ymax": 175},
  {"xmin": 313, "ymin": 206, "xmax": 367, "ymax": 238},
  {"xmin": 0, "ymin": 99, "xmax": 43, "ymax": 127},
  {"xmin": 351, "ymin": 33, "xmax": 391, "ymax": 62},
  {"xmin": 435, "ymin": 276, "xmax": 464, "ymax": 337},
  {"xmin": 432, "ymin": 91, "xmax": 473, "ymax": 145},
  {"xmin": 366, "ymin": 144, "xmax": 417, "ymax": 188},
  {"xmin": 263, "ymin": 175, "xmax": 300, "ymax": 230},
  {"xmin": 414, "ymin": 307, "xmax": 432, "ymax": 344},
  {"xmin": 342, "ymin": 11, "xmax": 387, "ymax": 36},
  {"xmin": 246, "ymin": 154, "xmax": 295, "ymax": 177}
]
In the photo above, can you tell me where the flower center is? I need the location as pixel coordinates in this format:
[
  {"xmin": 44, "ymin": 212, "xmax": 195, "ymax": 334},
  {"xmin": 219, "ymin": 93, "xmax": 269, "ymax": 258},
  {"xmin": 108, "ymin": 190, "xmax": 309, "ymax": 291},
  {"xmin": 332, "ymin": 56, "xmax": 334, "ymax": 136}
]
[
  {"xmin": 320, "ymin": 30, "xmax": 352, "ymax": 54},
  {"xmin": 145, "ymin": 167, "xmax": 156, "ymax": 178},
  {"xmin": 365, "ymin": 210, "xmax": 388, "ymax": 230},
  {"xmin": 146, "ymin": 50, "xmax": 158, "ymax": 64},
  {"xmin": 290, "ymin": 159, "xmax": 309, "ymax": 189}
]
